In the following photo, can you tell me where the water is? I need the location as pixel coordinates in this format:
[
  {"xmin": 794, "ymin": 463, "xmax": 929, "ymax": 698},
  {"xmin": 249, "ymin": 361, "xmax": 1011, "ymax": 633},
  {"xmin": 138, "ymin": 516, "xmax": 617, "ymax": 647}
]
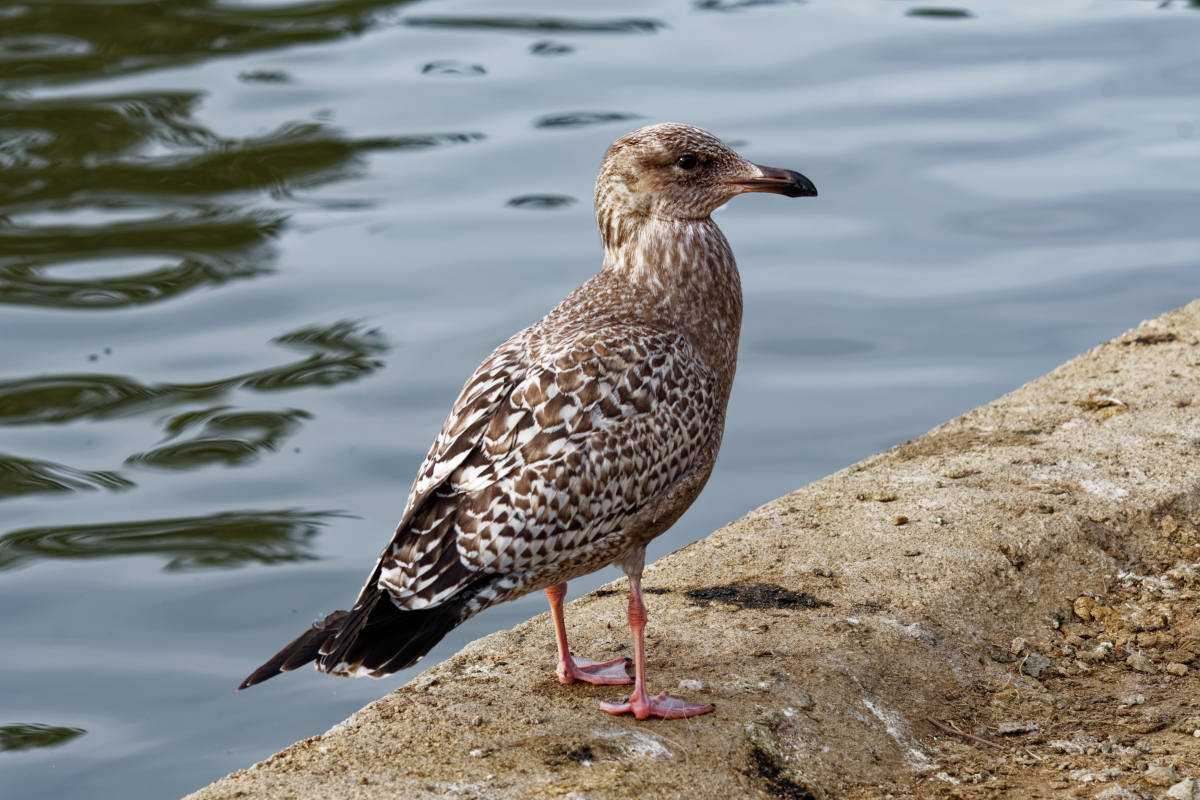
[{"xmin": 1, "ymin": 0, "xmax": 1197, "ymax": 796}]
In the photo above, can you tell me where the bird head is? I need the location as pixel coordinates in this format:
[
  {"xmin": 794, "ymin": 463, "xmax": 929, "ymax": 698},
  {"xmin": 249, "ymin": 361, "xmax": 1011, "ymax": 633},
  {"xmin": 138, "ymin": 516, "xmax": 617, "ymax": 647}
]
[{"xmin": 595, "ymin": 123, "xmax": 817, "ymax": 224}]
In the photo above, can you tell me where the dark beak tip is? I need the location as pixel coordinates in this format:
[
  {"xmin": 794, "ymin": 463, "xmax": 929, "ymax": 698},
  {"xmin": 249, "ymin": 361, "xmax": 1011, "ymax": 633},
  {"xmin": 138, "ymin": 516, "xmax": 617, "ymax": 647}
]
[{"xmin": 783, "ymin": 169, "xmax": 818, "ymax": 198}]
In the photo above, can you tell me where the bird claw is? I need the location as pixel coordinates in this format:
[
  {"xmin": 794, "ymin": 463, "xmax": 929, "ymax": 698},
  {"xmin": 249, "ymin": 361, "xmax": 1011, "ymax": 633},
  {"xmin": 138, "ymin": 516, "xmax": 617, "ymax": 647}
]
[
  {"xmin": 557, "ymin": 655, "xmax": 633, "ymax": 685},
  {"xmin": 599, "ymin": 690, "xmax": 714, "ymax": 720}
]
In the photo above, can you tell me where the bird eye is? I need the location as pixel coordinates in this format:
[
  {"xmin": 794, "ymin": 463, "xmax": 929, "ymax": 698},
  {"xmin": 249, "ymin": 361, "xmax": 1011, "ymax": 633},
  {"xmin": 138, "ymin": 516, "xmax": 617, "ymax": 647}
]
[{"xmin": 675, "ymin": 154, "xmax": 698, "ymax": 171}]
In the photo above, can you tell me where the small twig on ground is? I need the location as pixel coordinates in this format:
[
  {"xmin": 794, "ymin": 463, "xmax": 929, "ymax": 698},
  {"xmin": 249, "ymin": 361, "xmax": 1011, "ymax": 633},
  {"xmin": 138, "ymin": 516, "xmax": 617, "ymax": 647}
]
[
  {"xmin": 652, "ymin": 729, "xmax": 690, "ymax": 764},
  {"xmin": 925, "ymin": 717, "xmax": 1005, "ymax": 750}
]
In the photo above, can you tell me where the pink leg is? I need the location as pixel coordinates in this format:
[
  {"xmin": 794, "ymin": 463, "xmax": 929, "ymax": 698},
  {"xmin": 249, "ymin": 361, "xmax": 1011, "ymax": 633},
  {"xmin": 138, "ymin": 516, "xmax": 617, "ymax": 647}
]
[
  {"xmin": 546, "ymin": 582, "xmax": 632, "ymax": 685},
  {"xmin": 598, "ymin": 575, "xmax": 714, "ymax": 720}
]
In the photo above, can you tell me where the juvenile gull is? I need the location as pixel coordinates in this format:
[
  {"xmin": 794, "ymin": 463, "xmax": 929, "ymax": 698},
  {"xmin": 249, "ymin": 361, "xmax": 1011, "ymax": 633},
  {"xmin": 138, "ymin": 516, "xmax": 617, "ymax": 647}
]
[{"xmin": 239, "ymin": 123, "xmax": 816, "ymax": 719}]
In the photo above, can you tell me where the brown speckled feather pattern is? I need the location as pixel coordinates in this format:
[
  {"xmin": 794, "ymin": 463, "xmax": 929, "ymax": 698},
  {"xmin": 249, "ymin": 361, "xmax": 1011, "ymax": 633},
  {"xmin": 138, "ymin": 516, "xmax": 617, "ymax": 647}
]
[{"xmin": 376, "ymin": 264, "xmax": 730, "ymax": 619}]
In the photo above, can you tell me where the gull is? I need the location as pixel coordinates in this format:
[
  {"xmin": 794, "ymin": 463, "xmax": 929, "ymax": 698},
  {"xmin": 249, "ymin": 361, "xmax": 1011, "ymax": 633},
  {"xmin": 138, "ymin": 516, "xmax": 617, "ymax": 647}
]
[{"xmin": 239, "ymin": 123, "xmax": 816, "ymax": 719}]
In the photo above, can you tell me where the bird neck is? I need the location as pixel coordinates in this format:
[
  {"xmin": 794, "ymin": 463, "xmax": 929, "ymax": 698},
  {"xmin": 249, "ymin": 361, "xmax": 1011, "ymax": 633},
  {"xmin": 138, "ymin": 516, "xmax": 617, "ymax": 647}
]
[{"xmin": 599, "ymin": 214, "xmax": 743, "ymax": 385}]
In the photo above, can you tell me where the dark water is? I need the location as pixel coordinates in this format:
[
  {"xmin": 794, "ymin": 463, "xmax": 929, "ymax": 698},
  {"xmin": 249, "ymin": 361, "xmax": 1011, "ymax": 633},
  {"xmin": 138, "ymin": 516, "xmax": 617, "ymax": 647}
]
[{"xmin": 1, "ymin": 1, "xmax": 1197, "ymax": 797}]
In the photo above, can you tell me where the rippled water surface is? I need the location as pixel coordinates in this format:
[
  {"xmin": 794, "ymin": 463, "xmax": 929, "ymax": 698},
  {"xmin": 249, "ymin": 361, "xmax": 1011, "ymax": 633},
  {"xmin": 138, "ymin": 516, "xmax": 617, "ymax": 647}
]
[{"xmin": 1, "ymin": 1, "xmax": 1198, "ymax": 797}]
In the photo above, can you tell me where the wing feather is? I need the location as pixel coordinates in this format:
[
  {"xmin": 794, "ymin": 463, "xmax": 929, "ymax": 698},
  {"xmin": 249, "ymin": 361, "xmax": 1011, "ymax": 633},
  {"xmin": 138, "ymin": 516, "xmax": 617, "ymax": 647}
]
[{"xmin": 373, "ymin": 323, "xmax": 719, "ymax": 612}]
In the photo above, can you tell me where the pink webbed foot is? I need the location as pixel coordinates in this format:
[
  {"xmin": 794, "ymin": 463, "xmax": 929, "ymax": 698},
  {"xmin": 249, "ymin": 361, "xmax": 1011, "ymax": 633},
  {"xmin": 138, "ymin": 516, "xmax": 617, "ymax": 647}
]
[
  {"xmin": 599, "ymin": 689, "xmax": 714, "ymax": 720},
  {"xmin": 557, "ymin": 655, "xmax": 633, "ymax": 685}
]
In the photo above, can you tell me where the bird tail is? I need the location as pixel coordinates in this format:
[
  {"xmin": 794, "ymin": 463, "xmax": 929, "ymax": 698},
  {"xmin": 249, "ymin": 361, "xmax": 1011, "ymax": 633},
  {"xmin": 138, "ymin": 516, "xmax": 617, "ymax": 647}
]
[
  {"xmin": 237, "ymin": 608, "xmax": 349, "ymax": 690},
  {"xmin": 236, "ymin": 588, "xmax": 473, "ymax": 690}
]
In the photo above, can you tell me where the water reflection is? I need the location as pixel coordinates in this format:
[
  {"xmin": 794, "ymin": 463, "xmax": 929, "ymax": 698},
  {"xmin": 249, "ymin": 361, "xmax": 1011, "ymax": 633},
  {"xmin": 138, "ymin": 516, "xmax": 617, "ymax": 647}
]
[
  {"xmin": 506, "ymin": 194, "xmax": 576, "ymax": 210},
  {"xmin": 0, "ymin": 724, "xmax": 86, "ymax": 752},
  {"xmin": 0, "ymin": 454, "xmax": 133, "ymax": 500},
  {"xmin": 402, "ymin": 15, "xmax": 665, "ymax": 34},
  {"xmin": 2, "ymin": 114, "xmax": 474, "ymax": 207},
  {"xmin": 694, "ymin": 0, "xmax": 804, "ymax": 10},
  {"xmin": 420, "ymin": 60, "xmax": 486, "ymax": 76},
  {"xmin": 534, "ymin": 111, "xmax": 643, "ymax": 129},
  {"xmin": 126, "ymin": 407, "xmax": 310, "ymax": 470},
  {"xmin": 529, "ymin": 41, "xmax": 574, "ymax": 56},
  {"xmin": 0, "ymin": 509, "xmax": 340, "ymax": 573},
  {"xmin": 0, "ymin": 84, "xmax": 484, "ymax": 311},
  {"xmin": 237, "ymin": 70, "xmax": 293, "ymax": 84},
  {"xmin": 0, "ymin": 211, "xmax": 282, "ymax": 310},
  {"xmin": 906, "ymin": 8, "xmax": 974, "ymax": 18},
  {"xmin": 273, "ymin": 320, "xmax": 387, "ymax": 356},
  {"xmin": 0, "ymin": 92, "xmax": 212, "ymax": 168},
  {"xmin": 0, "ymin": 0, "xmax": 419, "ymax": 88},
  {"xmin": 0, "ymin": 320, "xmax": 387, "ymax": 426}
]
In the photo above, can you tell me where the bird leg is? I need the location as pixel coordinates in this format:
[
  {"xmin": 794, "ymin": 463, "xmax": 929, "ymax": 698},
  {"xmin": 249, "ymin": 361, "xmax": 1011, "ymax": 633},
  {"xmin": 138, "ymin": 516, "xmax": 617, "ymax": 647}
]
[
  {"xmin": 598, "ymin": 573, "xmax": 714, "ymax": 720},
  {"xmin": 545, "ymin": 582, "xmax": 632, "ymax": 685}
]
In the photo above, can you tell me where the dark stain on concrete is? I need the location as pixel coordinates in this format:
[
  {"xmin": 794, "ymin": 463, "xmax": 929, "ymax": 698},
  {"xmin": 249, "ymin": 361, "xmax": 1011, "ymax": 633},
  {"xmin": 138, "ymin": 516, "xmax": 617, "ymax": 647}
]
[
  {"xmin": 685, "ymin": 581, "xmax": 829, "ymax": 610},
  {"xmin": 1125, "ymin": 332, "xmax": 1177, "ymax": 345},
  {"xmin": 749, "ymin": 745, "xmax": 821, "ymax": 800}
]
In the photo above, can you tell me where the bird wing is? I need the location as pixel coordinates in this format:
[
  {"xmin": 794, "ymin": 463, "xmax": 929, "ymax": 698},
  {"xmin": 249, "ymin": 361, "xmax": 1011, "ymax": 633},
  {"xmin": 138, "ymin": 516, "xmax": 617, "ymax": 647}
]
[{"xmin": 373, "ymin": 323, "xmax": 720, "ymax": 610}]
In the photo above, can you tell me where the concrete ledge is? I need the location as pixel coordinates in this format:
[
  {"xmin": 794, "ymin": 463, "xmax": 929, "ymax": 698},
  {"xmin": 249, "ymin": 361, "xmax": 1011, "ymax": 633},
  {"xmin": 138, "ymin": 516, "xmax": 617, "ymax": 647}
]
[{"xmin": 187, "ymin": 300, "xmax": 1200, "ymax": 799}]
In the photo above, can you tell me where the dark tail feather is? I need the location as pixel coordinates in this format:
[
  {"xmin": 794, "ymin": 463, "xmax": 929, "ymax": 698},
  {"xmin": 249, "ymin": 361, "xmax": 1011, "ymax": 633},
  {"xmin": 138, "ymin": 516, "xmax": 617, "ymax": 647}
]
[
  {"xmin": 316, "ymin": 587, "xmax": 470, "ymax": 678},
  {"xmin": 238, "ymin": 586, "xmax": 480, "ymax": 690},
  {"xmin": 237, "ymin": 609, "xmax": 350, "ymax": 690}
]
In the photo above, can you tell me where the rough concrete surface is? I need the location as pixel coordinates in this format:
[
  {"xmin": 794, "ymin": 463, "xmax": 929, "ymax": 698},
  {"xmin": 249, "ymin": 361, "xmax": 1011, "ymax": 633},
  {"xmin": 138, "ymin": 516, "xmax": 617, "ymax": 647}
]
[{"xmin": 187, "ymin": 301, "xmax": 1200, "ymax": 800}]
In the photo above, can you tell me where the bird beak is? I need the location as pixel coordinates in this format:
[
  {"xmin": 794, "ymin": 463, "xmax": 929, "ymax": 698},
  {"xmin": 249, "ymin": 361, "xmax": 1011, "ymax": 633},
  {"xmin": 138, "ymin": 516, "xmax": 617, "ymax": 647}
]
[{"xmin": 732, "ymin": 164, "xmax": 818, "ymax": 198}]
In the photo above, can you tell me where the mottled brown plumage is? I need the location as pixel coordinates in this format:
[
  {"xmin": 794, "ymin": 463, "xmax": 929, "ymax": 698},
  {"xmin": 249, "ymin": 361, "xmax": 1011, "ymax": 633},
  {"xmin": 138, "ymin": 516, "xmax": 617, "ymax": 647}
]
[{"xmin": 240, "ymin": 123, "xmax": 816, "ymax": 718}]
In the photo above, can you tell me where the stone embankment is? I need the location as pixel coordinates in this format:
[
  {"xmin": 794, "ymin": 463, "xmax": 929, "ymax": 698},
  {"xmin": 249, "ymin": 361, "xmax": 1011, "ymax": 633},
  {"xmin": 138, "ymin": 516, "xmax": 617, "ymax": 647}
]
[{"xmin": 188, "ymin": 300, "xmax": 1200, "ymax": 800}]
